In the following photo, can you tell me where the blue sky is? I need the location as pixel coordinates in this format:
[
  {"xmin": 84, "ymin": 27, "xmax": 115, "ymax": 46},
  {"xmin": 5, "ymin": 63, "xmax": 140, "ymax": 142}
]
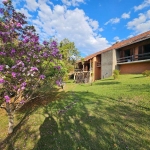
[{"xmin": 1, "ymin": 0, "xmax": 150, "ymax": 57}]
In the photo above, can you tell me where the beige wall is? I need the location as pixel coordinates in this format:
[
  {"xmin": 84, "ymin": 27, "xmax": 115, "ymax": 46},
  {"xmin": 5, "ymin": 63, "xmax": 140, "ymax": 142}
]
[
  {"xmin": 101, "ymin": 49, "xmax": 118, "ymax": 79},
  {"xmin": 101, "ymin": 50, "xmax": 113, "ymax": 79},
  {"xmin": 93, "ymin": 56, "xmax": 101, "ymax": 81}
]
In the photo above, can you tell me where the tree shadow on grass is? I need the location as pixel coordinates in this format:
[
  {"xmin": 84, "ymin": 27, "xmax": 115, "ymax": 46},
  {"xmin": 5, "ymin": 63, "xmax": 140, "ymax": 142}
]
[
  {"xmin": 33, "ymin": 90, "xmax": 150, "ymax": 150},
  {"xmin": 94, "ymin": 81, "xmax": 120, "ymax": 85},
  {"xmin": 33, "ymin": 91, "xmax": 112, "ymax": 150},
  {"xmin": 131, "ymin": 76, "xmax": 145, "ymax": 79},
  {"xmin": 0, "ymin": 89, "xmax": 150, "ymax": 150},
  {"xmin": 0, "ymin": 87, "xmax": 63, "ymax": 150}
]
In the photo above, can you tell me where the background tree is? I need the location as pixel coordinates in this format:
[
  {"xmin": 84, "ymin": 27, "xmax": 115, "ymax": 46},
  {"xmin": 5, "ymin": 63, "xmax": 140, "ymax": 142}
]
[{"xmin": 59, "ymin": 38, "xmax": 80, "ymax": 80}]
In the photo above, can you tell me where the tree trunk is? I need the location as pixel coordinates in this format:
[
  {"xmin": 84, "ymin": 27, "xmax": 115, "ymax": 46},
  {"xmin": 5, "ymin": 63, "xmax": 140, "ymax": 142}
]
[
  {"xmin": 6, "ymin": 103, "xmax": 14, "ymax": 134},
  {"xmin": 7, "ymin": 111, "xmax": 14, "ymax": 134}
]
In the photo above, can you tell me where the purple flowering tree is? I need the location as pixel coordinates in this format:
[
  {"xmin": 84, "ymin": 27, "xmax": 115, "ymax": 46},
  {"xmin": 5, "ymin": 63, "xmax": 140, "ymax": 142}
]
[{"xmin": 0, "ymin": 0, "xmax": 62, "ymax": 134}]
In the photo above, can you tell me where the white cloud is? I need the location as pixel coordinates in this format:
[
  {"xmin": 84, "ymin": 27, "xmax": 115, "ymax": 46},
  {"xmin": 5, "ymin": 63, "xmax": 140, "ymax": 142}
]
[
  {"xmin": 105, "ymin": 12, "xmax": 130, "ymax": 26},
  {"xmin": 127, "ymin": 10, "xmax": 150, "ymax": 33},
  {"xmin": 15, "ymin": 1, "xmax": 109, "ymax": 55},
  {"xmin": 88, "ymin": 19, "xmax": 99, "ymax": 31},
  {"xmin": 134, "ymin": 0, "xmax": 150, "ymax": 11},
  {"xmin": 99, "ymin": 28, "xmax": 103, "ymax": 32},
  {"xmin": 25, "ymin": 0, "xmax": 39, "ymax": 11},
  {"xmin": 16, "ymin": 8, "xmax": 32, "ymax": 18},
  {"xmin": 127, "ymin": 35, "xmax": 134, "ymax": 38},
  {"xmin": 12, "ymin": 0, "xmax": 25, "ymax": 8},
  {"xmin": 121, "ymin": 12, "xmax": 130, "ymax": 19},
  {"xmin": 113, "ymin": 36, "xmax": 120, "ymax": 41},
  {"xmin": 62, "ymin": 0, "xmax": 85, "ymax": 6},
  {"xmin": 105, "ymin": 18, "xmax": 120, "ymax": 25}
]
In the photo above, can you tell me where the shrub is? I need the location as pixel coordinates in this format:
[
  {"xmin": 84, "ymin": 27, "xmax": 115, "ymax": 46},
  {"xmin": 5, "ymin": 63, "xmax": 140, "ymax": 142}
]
[
  {"xmin": 142, "ymin": 70, "xmax": 150, "ymax": 77},
  {"xmin": 113, "ymin": 69, "xmax": 120, "ymax": 79}
]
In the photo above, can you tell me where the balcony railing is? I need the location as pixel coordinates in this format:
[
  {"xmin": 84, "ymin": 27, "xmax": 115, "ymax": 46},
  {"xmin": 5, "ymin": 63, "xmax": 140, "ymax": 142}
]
[
  {"xmin": 117, "ymin": 52, "xmax": 150, "ymax": 63},
  {"xmin": 74, "ymin": 69, "xmax": 82, "ymax": 72},
  {"xmin": 74, "ymin": 68, "xmax": 93, "ymax": 72}
]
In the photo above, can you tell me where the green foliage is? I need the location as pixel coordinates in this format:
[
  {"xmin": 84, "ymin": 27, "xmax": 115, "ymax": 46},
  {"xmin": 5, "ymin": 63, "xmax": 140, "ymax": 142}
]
[
  {"xmin": 59, "ymin": 38, "xmax": 80, "ymax": 64},
  {"xmin": 142, "ymin": 70, "xmax": 150, "ymax": 77},
  {"xmin": 113, "ymin": 69, "xmax": 120, "ymax": 79},
  {"xmin": 58, "ymin": 38, "xmax": 81, "ymax": 81}
]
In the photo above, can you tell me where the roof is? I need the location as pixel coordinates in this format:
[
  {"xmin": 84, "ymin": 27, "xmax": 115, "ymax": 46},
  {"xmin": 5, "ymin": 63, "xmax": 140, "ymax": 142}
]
[{"xmin": 82, "ymin": 30, "xmax": 150, "ymax": 62}]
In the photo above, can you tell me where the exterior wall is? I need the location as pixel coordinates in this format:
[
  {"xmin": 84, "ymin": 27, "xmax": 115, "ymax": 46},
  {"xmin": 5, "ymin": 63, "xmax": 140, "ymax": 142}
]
[
  {"xmin": 101, "ymin": 50, "xmax": 113, "ymax": 79},
  {"xmin": 93, "ymin": 56, "xmax": 101, "ymax": 81},
  {"xmin": 120, "ymin": 61, "xmax": 150, "ymax": 74},
  {"xmin": 101, "ymin": 49, "xmax": 118, "ymax": 79},
  {"xmin": 112, "ymin": 49, "xmax": 119, "ymax": 70},
  {"xmin": 93, "ymin": 57, "xmax": 96, "ymax": 81}
]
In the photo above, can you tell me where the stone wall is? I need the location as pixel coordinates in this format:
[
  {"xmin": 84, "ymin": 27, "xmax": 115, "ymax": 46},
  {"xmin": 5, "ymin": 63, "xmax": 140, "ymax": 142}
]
[{"xmin": 101, "ymin": 49, "xmax": 118, "ymax": 79}]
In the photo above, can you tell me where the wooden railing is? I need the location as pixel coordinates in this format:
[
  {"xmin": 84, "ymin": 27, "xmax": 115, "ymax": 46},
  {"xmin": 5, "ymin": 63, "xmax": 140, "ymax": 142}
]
[
  {"xmin": 117, "ymin": 52, "xmax": 150, "ymax": 63},
  {"xmin": 74, "ymin": 69, "xmax": 82, "ymax": 72}
]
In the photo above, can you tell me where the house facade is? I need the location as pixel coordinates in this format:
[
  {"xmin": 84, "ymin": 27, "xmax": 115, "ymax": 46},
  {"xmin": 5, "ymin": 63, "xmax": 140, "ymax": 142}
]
[{"xmin": 74, "ymin": 30, "xmax": 150, "ymax": 83}]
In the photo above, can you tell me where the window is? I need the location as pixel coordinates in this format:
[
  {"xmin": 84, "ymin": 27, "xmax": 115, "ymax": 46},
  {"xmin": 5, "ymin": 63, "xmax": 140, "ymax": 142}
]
[
  {"xmin": 144, "ymin": 44, "xmax": 150, "ymax": 53},
  {"xmin": 138, "ymin": 46, "xmax": 143, "ymax": 54},
  {"xmin": 124, "ymin": 49, "xmax": 130, "ymax": 57}
]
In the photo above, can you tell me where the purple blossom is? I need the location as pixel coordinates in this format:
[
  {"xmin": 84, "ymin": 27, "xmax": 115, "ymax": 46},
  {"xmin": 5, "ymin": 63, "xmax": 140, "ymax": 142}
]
[
  {"xmin": 0, "ymin": 78, "xmax": 5, "ymax": 84},
  {"xmin": 2, "ymin": 0, "xmax": 8, "ymax": 4},
  {"xmin": 58, "ymin": 54, "xmax": 62, "ymax": 59},
  {"xmin": 12, "ymin": 86, "xmax": 17, "ymax": 90},
  {"xmin": 16, "ymin": 23, "xmax": 21, "ymax": 27},
  {"xmin": 52, "ymin": 48, "xmax": 59, "ymax": 57},
  {"xmin": 4, "ymin": 95, "xmax": 10, "ymax": 103},
  {"xmin": 11, "ymin": 48, "xmax": 16, "ymax": 54},
  {"xmin": 43, "ymin": 52, "xmax": 48, "ymax": 57},
  {"xmin": 30, "ymin": 67, "xmax": 38, "ymax": 71},
  {"xmin": 23, "ymin": 37, "xmax": 29, "ymax": 43},
  {"xmin": 51, "ymin": 41, "xmax": 57, "ymax": 47},
  {"xmin": 12, "ymin": 72, "xmax": 17, "ymax": 78},
  {"xmin": 36, "ymin": 59, "xmax": 40, "ymax": 63},
  {"xmin": 0, "ymin": 52, "xmax": 6, "ymax": 56},
  {"xmin": 21, "ymin": 82, "xmax": 27, "ymax": 87},
  {"xmin": 11, "ymin": 65, "xmax": 17, "ymax": 69},
  {"xmin": 0, "ymin": 8, "xmax": 4, "ymax": 14},
  {"xmin": 4, "ymin": 25, "xmax": 9, "ymax": 29},
  {"xmin": 20, "ymin": 100, "xmax": 25, "ymax": 104},
  {"xmin": 54, "ymin": 66, "xmax": 61, "ymax": 70},
  {"xmin": 56, "ymin": 80, "xmax": 61, "ymax": 86},
  {"xmin": 43, "ymin": 41, "xmax": 48, "ymax": 45},
  {"xmin": 40, "ymin": 75, "xmax": 46, "ymax": 80},
  {"xmin": 0, "ymin": 65, "xmax": 4, "ymax": 71},
  {"xmin": 21, "ymin": 86, "xmax": 25, "ymax": 90},
  {"xmin": 17, "ymin": 60, "xmax": 24, "ymax": 67}
]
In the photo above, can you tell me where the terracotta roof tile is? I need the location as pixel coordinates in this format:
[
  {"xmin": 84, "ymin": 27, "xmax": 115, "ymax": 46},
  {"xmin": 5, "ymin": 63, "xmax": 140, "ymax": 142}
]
[{"xmin": 83, "ymin": 30, "xmax": 150, "ymax": 61}]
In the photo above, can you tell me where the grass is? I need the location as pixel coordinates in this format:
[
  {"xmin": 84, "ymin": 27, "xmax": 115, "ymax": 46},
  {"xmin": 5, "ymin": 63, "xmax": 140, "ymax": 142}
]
[{"xmin": 0, "ymin": 74, "xmax": 150, "ymax": 150}]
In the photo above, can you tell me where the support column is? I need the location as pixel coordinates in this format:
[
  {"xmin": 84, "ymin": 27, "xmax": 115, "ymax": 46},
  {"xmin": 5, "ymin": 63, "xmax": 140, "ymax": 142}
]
[
  {"xmin": 89, "ymin": 59, "xmax": 92, "ymax": 84},
  {"xmin": 83, "ymin": 64, "xmax": 84, "ymax": 71}
]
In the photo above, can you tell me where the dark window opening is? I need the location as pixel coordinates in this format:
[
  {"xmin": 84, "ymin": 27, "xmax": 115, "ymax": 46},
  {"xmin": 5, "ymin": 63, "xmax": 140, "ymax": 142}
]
[
  {"xmin": 138, "ymin": 46, "xmax": 143, "ymax": 54},
  {"xmin": 124, "ymin": 49, "xmax": 130, "ymax": 57},
  {"xmin": 144, "ymin": 44, "xmax": 150, "ymax": 53}
]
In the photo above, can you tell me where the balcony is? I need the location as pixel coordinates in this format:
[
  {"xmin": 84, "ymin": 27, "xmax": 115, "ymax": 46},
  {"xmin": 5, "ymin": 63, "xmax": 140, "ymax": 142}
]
[{"xmin": 117, "ymin": 52, "xmax": 150, "ymax": 64}]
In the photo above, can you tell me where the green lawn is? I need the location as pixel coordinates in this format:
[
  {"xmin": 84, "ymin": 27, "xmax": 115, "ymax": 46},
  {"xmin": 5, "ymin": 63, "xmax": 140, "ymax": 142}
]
[{"xmin": 0, "ymin": 74, "xmax": 150, "ymax": 150}]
